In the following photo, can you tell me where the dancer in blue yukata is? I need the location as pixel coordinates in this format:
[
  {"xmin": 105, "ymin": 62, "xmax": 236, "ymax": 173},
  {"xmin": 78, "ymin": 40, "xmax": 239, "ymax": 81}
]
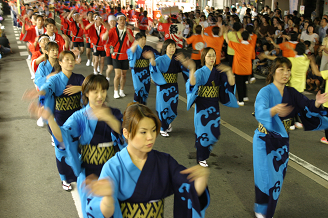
[
  {"xmin": 83, "ymin": 102, "xmax": 211, "ymax": 218},
  {"xmin": 127, "ymin": 33, "xmax": 160, "ymax": 105},
  {"xmin": 144, "ymin": 39, "xmax": 194, "ymax": 137},
  {"xmin": 184, "ymin": 47, "xmax": 238, "ymax": 167},
  {"xmin": 253, "ymin": 57, "xmax": 328, "ymax": 218}
]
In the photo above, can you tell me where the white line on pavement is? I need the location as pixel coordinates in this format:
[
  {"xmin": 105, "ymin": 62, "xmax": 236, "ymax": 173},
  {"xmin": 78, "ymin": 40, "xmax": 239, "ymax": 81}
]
[
  {"xmin": 17, "ymin": 41, "xmax": 22, "ymax": 44},
  {"xmin": 18, "ymin": 45, "xmax": 26, "ymax": 49},
  {"xmin": 16, "ymin": 37, "xmax": 19, "ymax": 40},
  {"xmin": 20, "ymin": 51, "xmax": 29, "ymax": 56}
]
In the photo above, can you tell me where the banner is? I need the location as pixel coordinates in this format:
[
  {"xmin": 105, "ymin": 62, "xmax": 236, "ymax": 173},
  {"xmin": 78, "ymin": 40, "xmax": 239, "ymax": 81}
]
[
  {"xmin": 161, "ymin": 6, "xmax": 180, "ymax": 16},
  {"xmin": 289, "ymin": 0, "xmax": 298, "ymax": 14},
  {"xmin": 23, "ymin": 0, "xmax": 37, "ymax": 3},
  {"xmin": 300, "ymin": 6, "xmax": 305, "ymax": 15}
]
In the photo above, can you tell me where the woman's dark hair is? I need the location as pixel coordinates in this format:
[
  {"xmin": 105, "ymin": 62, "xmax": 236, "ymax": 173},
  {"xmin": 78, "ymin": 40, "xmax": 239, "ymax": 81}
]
[
  {"xmin": 45, "ymin": 18, "xmax": 56, "ymax": 27},
  {"xmin": 161, "ymin": 39, "xmax": 176, "ymax": 55},
  {"xmin": 266, "ymin": 57, "xmax": 292, "ymax": 84},
  {"xmin": 245, "ymin": 25, "xmax": 254, "ymax": 34},
  {"xmin": 201, "ymin": 47, "xmax": 216, "ymax": 66},
  {"xmin": 303, "ymin": 40, "xmax": 311, "ymax": 47},
  {"xmin": 81, "ymin": 74, "xmax": 109, "ymax": 105},
  {"xmin": 295, "ymin": 42, "xmax": 306, "ymax": 55},
  {"xmin": 195, "ymin": 25, "xmax": 202, "ymax": 34},
  {"xmin": 306, "ymin": 24, "xmax": 314, "ymax": 34},
  {"xmin": 122, "ymin": 102, "xmax": 161, "ymax": 140},
  {"xmin": 233, "ymin": 22, "xmax": 242, "ymax": 31},
  {"xmin": 241, "ymin": 31, "xmax": 249, "ymax": 40},
  {"xmin": 58, "ymin": 50, "xmax": 76, "ymax": 62},
  {"xmin": 135, "ymin": 32, "xmax": 146, "ymax": 41},
  {"xmin": 212, "ymin": 26, "xmax": 220, "ymax": 35},
  {"xmin": 45, "ymin": 42, "xmax": 60, "ymax": 73}
]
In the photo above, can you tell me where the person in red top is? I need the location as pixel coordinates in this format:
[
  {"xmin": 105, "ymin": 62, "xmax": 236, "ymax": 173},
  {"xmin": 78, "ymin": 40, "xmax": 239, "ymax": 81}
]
[
  {"xmin": 185, "ymin": 25, "xmax": 205, "ymax": 69},
  {"xmin": 104, "ymin": 15, "xmax": 117, "ymax": 83},
  {"xmin": 60, "ymin": 9, "xmax": 71, "ymax": 37},
  {"xmin": 44, "ymin": 18, "xmax": 69, "ymax": 54},
  {"xmin": 85, "ymin": 13, "xmax": 110, "ymax": 75},
  {"xmin": 83, "ymin": 11, "xmax": 94, "ymax": 67},
  {"xmin": 127, "ymin": 5, "xmax": 137, "ymax": 27},
  {"xmin": 67, "ymin": 9, "xmax": 85, "ymax": 57},
  {"xmin": 20, "ymin": 15, "xmax": 46, "ymax": 59},
  {"xmin": 138, "ymin": 10, "xmax": 148, "ymax": 35},
  {"xmin": 31, "ymin": 34, "xmax": 50, "ymax": 74},
  {"xmin": 201, "ymin": 26, "xmax": 224, "ymax": 65},
  {"xmin": 246, "ymin": 25, "xmax": 258, "ymax": 84},
  {"xmin": 103, "ymin": 13, "xmax": 134, "ymax": 99},
  {"xmin": 226, "ymin": 30, "xmax": 253, "ymax": 106}
]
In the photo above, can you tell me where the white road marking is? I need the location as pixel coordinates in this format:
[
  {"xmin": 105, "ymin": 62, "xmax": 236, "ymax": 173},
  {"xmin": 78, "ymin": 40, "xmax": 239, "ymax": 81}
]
[
  {"xmin": 15, "ymin": 34, "xmax": 19, "ymax": 36},
  {"xmin": 17, "ymin": 41, "xmax": 22, "ymax": 44},
  {"xmin": 20, "ymin": 51, "xmax": 29, "ymax": 56},
  {"xmin": 16, "ymin": 37, "xmax": 19, "ymax": 40},
  {"xmin": 18, "ymin": 45, "xmax": 27, "ymax": 49},
  {"xmin": 7, "ymin": 15, "xmax": 11, "ymax": 18}
]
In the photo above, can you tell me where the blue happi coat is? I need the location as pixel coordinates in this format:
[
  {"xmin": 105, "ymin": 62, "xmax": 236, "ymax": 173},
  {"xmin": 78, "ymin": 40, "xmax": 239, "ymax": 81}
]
[
  {"xmin": 149, "ymin": 54, "xmax": 189, "ymax": 131},
  {"xmin": 186, "ymin": 66, "xmax": 238, "ymax": 162},
  {"xmin": 253, "ymin": 83, "xmax": 328, "ymax": 217},
  {"xmin": 41, "ymin": 72, "xmax": 85, "ymax": 182},
  {"xmin": 34, "ymin": 60, "xmax": 55, "ymax": 107},
  {"xmin": 85, "ymin": 148, "xmax": 210, "ymax": 218},
  {"xmin": 127, "ymin": 45, "xmax": 160, "ymax": 104},
  {"xmin": 59, "ymin": 104, "xmax": 126, "ymax": 217}
]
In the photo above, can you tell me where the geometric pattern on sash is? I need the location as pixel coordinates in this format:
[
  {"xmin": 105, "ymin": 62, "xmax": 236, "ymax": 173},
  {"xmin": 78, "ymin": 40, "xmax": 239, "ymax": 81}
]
[
  {"xmin": 135, "ymin": 59, "xmax": 150, "ymax": 68},
  {"xmin": 258, "ymin": 118, "xmax": 292, "ymax": 135},
  {"xmin": 163, "ymin": 73, "xmax": 178, "ymax": 83},
  {"xmin": 198, "ymin": 85, "xmax": 219, "ymax": 98},
  {"xmin": 55, "ymin": 95, "xmax": 81, "ymax": 111},
  {"xmin": 81, "ymin": 144, "xmax": 115, "ymax": 165},
  {"xmin": 120, "ymin": 199, "xmax": 164, "ymax": 218}
]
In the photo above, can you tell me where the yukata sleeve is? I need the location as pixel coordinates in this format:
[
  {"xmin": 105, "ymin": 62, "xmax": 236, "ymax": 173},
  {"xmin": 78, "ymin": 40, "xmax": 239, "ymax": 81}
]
[
  {"xmin": 86, "ymin": 160, "xmax": 122, "ymax": 218},
  {"xmin": 186, "ymin": 68, "xmax": 206, "ymax": 110},
  {"xmin": 149, "ymin": 56, "xmax": 167, "ymax": 85},
  {"xmin": 111, "ymin": 108, "xmax": 127, "ymax": 150},
  {"xmin": 179, "ymin": 61, "xmax": 190, "ymax": 83},
  {"xmin": 218, "ymin": 72, "xmax": 239, "ymax": 108},
  {"xmin": 168, "ymin": 155, "xmax": 210, "ymax": 218},
  {"xmin": 60, "ymin": 112, "xmax": 85, "ymax": 176},
  {"xmin": 40, "ymin": 76, "xmax": 57, "ymax": 113},
  {"xmin": 255, "ymin": 87, "xmax": 275, "ymax": 131},
  {"xmin": 291, "ymin": 88, "xmax": 328, "ymax": 131}
]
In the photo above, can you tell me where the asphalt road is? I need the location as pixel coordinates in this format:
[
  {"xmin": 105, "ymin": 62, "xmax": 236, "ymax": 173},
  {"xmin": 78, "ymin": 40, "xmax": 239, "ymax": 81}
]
[{"xmin": 1, "ymin": 15, "xmax": 328, "ymax": 218}]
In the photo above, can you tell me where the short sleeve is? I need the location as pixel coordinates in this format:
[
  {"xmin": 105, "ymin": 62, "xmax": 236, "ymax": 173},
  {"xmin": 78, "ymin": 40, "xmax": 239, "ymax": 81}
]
[{"xmin": 321, "ymin": 70, "xmax": 328, "ymax": 80}]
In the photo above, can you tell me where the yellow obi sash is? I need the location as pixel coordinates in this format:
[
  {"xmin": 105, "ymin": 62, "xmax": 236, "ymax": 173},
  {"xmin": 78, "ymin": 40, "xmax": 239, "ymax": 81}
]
[
  {"xmin": 120, "ymin": 199, "xmax": 164, "ymax": 218},
  {"xmin": 81, "ymin": 143, "xmax": 115, "ymax": 165},
  {"xmin": 55, "ymin": 95, "xmax": 81, "ymax": 111},
  {"xmin": 163, "ymin": 73, "xmax": 178, "ymax": 83},
  {"xmin": 198, "ymin": 81, "xmax": 219, "ymax": 98},
  {"xmin": 135, "ymin": 59, "xmax": 150, "ymax": 68},
  {"xmin": 258, "ymin": 118, "xmax": 293, "ymax": 134}
]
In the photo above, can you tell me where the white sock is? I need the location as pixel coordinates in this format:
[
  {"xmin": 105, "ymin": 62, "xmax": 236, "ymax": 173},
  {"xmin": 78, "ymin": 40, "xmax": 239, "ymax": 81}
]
[
  {"xmin": 106, "ymin": 77, "xmax": 110, "ymax": 81},
  {"xmin": 119, "ymin": 89, "xmax": 124, "ymax": 93},
  {"xmin": 114, "ymin": 90, "xmax": 119, "ymax": 95}
]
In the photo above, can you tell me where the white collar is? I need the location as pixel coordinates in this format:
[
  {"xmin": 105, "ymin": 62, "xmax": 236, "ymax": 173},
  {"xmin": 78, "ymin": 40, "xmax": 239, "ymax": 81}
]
[
  {"xmin": 241, "ymin": 40, "xmax": 250, "ymax": 44},
  {"xmin": 289, "ymin": 41, "xmax": 298, "ymax": 44},
  {"xmin": 295, "ymin": 55, "xmax": 304, "ymax": 57}
]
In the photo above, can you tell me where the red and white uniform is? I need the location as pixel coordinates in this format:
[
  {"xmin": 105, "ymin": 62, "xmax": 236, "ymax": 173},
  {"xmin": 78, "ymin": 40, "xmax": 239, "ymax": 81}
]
[
  {"xmin": 67, "ymin": 18, "xmax": 84, "ymax": 42},
  {"xmin": 105, "ymin": 28, "xmax": 134, "ymax": 60},
  {"xmin": 20, "ymin": 26, "xmax": 46, "ymax": 51},
  {"xmin": 138, "ymin": 15, "xmax": 148, "ymax": 31},
  {"xmin": 46, "ymin": 32, "xmax": 67, "ymax": 54},
  {"xmin": 87, "ymin": 24, "xmax": 108, "ymax": 52},
  {"xmin": 31, "ymin": 50, "xmax": 43, "ymax": 73}
]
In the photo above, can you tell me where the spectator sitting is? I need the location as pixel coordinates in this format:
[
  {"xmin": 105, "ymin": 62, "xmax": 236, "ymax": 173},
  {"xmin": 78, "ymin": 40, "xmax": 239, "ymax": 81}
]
[{"xmin": 0, "ymin": 35, "xmax": 12, "ymax": 56}]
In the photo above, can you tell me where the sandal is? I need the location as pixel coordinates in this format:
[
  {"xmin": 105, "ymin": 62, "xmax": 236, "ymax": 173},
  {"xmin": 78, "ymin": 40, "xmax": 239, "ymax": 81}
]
[
  {"xmin": 160, "ymin": 130, "xmax": 169, "ymax": 137},
  {"xmin": 167, "ymin": 124, "xmax": 172, "ymax": 133},
  {"xmin": 198, "ymin": 160, "xmax": 208, "ymax": 167},
  {"xmin": 62, "ymin": 181, "xmax": 72, "ymax": 192}
]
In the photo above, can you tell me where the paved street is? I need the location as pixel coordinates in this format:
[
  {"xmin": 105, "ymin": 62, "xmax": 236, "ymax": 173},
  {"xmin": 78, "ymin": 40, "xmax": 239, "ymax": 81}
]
[{"xmin": 1, "ymin": 15, "xmax": 328, "ymax": 217}]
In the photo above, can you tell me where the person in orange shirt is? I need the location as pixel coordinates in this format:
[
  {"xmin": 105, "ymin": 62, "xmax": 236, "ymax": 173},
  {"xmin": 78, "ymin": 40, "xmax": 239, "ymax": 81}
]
[
  {"xmin": 202, "ymin": 26, "xmax": 224, "ymax": 65},
  {"xmin": 185, "ymin": 25, "xmax": 205, "ymax": 69},
  {"xmin": 269, "ymin": 31, "xmax": 298, "ymax": 57},
  {"xmin": 226, "ymin": 31, "xmax": 253, "ymax": 106}
]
